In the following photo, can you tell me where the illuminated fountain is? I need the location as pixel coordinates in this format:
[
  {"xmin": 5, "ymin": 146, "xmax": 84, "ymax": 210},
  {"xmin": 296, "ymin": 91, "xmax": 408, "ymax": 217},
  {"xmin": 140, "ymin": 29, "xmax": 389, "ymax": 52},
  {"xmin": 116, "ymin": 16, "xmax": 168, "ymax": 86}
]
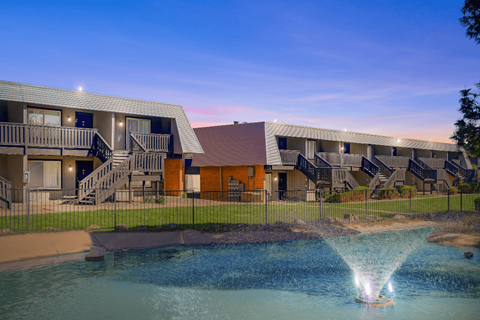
[{"xmin": 325, "ymin": 226, "xmax": 436, "ymax": 307}]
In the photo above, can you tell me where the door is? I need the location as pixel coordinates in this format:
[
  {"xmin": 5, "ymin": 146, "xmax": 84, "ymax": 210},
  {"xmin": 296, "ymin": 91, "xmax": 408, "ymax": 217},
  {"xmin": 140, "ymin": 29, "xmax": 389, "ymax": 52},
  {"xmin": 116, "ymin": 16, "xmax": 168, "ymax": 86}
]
[
  {"xmin": 344, "ymin": 143, "xmax": 350, "ymax": 154},
  {"xmin": 76, "ymin": 161, "xmax": 94, "ymax": 188},
  {"xmin": 126, "ymin": 118, "xmax": 151, "ymax": 150},
  {"xmin": 278, "ymin": 172, "xmax": 287, "ymax": 200},
  {"xmin": 278, "ymin": 137, "xmax": 287, "ymax": 150},
  {"xmin": 75, "ymin": 112, "xmax": 94, "ymax": 128}
]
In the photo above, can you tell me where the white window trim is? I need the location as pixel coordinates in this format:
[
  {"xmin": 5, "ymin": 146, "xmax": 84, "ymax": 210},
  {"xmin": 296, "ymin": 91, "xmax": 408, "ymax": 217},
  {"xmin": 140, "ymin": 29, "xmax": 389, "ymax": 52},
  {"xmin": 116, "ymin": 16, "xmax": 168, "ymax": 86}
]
[{"xmin": 28, "ymin": 160, "xmax": 62, "ymax": 189}]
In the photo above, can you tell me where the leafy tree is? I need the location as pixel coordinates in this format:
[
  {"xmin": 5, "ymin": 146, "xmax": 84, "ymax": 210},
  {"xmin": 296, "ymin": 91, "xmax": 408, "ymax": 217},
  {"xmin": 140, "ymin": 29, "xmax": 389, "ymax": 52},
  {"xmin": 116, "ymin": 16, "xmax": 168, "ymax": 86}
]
[
  {"xmin": 459, "ymin": 0, "xmax": 480, "ymax": 44},
  {"xmin": 451, "ymin": 82, "xmax": 480, "ymax": 157}
]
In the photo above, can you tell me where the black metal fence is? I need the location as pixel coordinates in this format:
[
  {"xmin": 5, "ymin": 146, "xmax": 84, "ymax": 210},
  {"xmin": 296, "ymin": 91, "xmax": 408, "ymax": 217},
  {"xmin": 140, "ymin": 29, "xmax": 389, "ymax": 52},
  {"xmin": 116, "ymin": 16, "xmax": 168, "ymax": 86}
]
[{"xmin": 0, "ymin": 188, "xmax": 479, "ymax": 233}]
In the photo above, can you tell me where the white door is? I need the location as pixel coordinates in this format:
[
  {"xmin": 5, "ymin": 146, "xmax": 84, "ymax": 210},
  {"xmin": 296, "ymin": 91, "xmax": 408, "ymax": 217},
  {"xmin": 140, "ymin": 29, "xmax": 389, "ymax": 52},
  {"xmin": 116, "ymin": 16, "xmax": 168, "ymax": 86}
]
[{"xmin": 126, "ymin": 118, "xmax": 151, "ymax": 150}]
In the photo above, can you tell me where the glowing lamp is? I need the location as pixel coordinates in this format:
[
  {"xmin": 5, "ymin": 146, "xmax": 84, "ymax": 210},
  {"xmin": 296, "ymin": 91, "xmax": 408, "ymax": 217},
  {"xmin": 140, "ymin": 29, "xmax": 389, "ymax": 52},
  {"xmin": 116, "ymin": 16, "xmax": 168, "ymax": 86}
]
[
  {"xmin": 69, "ymin": 165, "xmax": 73, "ymax": 171},
  {"xmin": 119, "ymin": 120, "xmax": 123, "ymax": 126},
  {"xmin": 67, "ymin": 116, "xmax": 71, "ymax": 122}
]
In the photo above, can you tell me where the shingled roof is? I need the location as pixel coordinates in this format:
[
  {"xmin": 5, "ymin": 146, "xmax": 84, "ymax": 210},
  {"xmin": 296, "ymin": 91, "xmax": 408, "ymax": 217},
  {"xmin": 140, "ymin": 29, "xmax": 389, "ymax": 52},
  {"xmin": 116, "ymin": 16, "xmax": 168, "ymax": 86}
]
[{"xmin": 0, "ymin": 80, "xmax": 203, "ymax": 154}]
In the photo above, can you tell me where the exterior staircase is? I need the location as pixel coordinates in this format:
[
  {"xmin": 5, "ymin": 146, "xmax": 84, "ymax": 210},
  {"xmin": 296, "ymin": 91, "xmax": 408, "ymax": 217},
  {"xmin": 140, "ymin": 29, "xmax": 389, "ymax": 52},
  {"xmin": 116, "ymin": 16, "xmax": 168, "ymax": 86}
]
[
  {"xmin": 0, "ymin": 176, "xmax": 12, "ymax": 209},
  {"xmin": 445, "ymin": 160, "xmax": 476, "ymax": 186}
]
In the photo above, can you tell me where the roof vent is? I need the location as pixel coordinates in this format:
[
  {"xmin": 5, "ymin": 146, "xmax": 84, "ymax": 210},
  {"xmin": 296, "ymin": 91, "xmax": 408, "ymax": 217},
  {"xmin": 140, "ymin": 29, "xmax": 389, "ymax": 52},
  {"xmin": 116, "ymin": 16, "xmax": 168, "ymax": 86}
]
[{"xmin": 234, "ymin": 121, "xmax": 239, "ymax": 124}]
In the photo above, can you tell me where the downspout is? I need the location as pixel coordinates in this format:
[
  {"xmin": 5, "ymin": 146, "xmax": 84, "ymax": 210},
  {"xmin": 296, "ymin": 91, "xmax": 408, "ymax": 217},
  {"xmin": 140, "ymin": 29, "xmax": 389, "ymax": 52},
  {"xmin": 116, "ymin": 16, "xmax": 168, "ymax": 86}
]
[{"xmin": 220, "ymin": 167, "xmax": 223, "ymax": 196}]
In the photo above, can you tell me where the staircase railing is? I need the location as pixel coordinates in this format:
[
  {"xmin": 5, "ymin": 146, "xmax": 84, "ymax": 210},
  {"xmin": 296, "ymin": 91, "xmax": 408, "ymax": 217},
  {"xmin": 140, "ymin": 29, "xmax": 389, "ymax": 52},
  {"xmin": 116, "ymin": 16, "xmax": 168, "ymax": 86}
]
[
  {"xmin": 437, "ymin": 169, "xmax": 452, "ymax": 189},
  {"xmin": 344, "ymin": 170, "xmax": 360, "ymax": 189},
  {"xmin": 449, "ymin": 160, "xmax": 475, "ymax": 183},
  {"xmin": 93, "ymin": 133, "xmax": 113, "ymax": 163},
  {"xmin": 445, "ymin": 160, "xmax": 459, "ymax": 176},
  {"xmin": 409, "ymin": 159, "xmax": 437, "ymax": 183},
  {"xmin": 372, "ymin": 156, "xmax": 394, "ymax": 177},
  {"xmin": 368, "ymin": 172, "xmax": 380, "ymax": 191},
  {"xmin": 361, "ymin": 157, "xmax": 379, "ymax": 178},
  {"xmin": 297, "ymin": 153, "xmax": 317, "ymax": 182},
  {"xmin": 78, "ymin": 158, "xmax": 115, "ymax": 201},
  {"xmin": 0, "ymin": 176, "xmax": 12, "ymax": 209},
  {"xmin": 130, "ymin": 133, "xmax": 147, "ymax": 153},
  {"xmin": 453, "ymin": 173, "xmax": 460, "ymax": 187},
  {"xmin": 384, "ymin": 171, "xmax": 397, "ymax": 188},
  {"xmin": 314, "ymin": 153, "xmax": 332, "ymax": 168},
  {"xmin": 95, "ymin": 153, "xmax": 165, "ymax": 204}
]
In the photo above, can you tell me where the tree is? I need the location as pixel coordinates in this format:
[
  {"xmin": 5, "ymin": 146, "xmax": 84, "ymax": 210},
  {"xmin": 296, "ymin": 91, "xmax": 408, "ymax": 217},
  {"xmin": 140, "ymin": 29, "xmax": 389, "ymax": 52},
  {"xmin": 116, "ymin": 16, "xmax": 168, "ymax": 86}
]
[
  {"xmin": 451, "ymin": 82, "xmax": 480, "ymax": 157},
  {"xmin": 459, "ymin": 0, "xmax": 480, "ymax": 44}
]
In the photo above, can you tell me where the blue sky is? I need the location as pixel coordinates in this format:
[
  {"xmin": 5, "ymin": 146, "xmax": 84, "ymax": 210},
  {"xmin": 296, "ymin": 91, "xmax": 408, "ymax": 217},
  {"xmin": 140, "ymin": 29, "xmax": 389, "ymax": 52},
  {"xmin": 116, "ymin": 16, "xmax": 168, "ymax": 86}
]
[{"xmin": 1, "ymin": 0, "xmax": 478, "ymax": 142}]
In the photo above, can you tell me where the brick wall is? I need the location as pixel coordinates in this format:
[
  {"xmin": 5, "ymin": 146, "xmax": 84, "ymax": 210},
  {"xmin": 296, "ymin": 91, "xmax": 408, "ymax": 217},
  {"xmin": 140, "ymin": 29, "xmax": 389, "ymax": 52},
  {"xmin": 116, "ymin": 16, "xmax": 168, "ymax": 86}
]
[
  {"xmin": 200, "ymin": 165, "xmax": 265, "ymax": 192},
  {"xmin": 164, "ymin": 158, "xmax": 184, "ymax": 193}
]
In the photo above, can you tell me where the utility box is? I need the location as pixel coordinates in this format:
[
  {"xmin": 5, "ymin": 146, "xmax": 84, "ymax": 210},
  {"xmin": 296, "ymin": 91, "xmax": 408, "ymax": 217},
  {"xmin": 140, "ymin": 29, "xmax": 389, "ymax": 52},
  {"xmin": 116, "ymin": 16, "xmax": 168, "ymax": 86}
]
[{"xmin": 247, "ymin": 166, "xmax": 255, "ymax": 177}]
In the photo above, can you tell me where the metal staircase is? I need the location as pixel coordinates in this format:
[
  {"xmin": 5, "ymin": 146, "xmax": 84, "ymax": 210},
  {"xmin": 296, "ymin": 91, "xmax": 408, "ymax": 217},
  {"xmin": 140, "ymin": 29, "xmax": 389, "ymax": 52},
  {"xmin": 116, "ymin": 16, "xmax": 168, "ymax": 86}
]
[
  {"xmin": 445, "ymin": 160, "xmax": 476, "ymax": 186},
  {"xmin": 0, "ymin": 176, "xmax": 12, "ymax": 209}
]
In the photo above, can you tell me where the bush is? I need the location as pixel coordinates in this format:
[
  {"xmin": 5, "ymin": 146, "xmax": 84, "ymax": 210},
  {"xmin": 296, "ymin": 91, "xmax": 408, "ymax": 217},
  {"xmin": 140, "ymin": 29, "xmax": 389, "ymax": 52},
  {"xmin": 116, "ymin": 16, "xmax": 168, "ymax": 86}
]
[
  {"xmin": 398, "ymin": 185, "xmax": 417, "ymax": 199},
  {"xmin": 475, "ymin": 197, "xmax": 480, "ymax": 211},
  {"xmin": 458, "ymin": 182, "xmax": 480, "ymax": 193},
  {"xmin": 182, "ymin": 192, "xmax": 188, "ymax": 199},
  {"xmin": 326, "ymin": 186, "xmax": 370, "ymax": 203},
  {"xmin": 379, "ymin": 187, "xmax": 398, "ymax": 200},
  {"xmin": 145, "ymin": 197, "xmax": 154, "ymax": 203},
  {"xmin": 448, "ymin": 187, "xmax": 458, "ymax": 195},
  {"xmin": 156, "ymin": 196, "xmax": 165, "ymax": 204}
]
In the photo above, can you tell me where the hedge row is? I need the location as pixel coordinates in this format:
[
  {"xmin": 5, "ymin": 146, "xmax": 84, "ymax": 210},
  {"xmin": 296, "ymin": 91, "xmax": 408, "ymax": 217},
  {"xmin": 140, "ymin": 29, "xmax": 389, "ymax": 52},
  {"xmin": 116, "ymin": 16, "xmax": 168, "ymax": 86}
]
[{"xmin": 378, "ymin": 185, "xmax": 417, "ymax": 200}]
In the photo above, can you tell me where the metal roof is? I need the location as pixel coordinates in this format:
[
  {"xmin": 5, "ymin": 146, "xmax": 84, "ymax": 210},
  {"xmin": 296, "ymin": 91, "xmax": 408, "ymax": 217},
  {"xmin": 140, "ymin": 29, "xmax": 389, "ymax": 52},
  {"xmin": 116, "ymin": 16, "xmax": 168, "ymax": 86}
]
[
  {"xmin": 192, "ymin": 123, "xmax": 267, "ymax": 166},
  {"xmin": 0, "ymin": 80, "xmax": 203, "ymax": 154},
  {"xmin": 191, "ymin": 122, "xmax": 461, "ymax": 167}
]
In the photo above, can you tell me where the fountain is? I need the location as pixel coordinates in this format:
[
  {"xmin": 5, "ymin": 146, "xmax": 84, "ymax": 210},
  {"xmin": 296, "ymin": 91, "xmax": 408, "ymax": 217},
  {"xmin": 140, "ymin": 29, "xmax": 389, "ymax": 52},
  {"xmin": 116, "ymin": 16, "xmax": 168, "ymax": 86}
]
[{"xmin": 325, "ymin": 226, "xmax": 436, "ymax": 307}]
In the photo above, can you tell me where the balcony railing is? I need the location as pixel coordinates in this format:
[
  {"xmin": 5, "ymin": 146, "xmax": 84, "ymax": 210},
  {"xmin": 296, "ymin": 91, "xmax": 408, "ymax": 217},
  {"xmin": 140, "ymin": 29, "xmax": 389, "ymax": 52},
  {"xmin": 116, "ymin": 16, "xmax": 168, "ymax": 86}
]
[
  {"xmin": 418, "ymin": 157, "xmax": 447, "ymax": 169},
  {"xmin": 0, "ymin": 122, "xmax": 97, "ymax": 149},
  {"xmin": 130, "ymin": 132, "xmax": 172, "ymax": 153},
  {"xmin": 375, "ymin": 155, "xmax": 410, "ymax": 168},
  {"xmin": 316, "ymin": 152, "xmax": 363, "ymax": 167},
  {"xmin": 279, "ymin": 150, "xmax": 300, "ymax": 165}
]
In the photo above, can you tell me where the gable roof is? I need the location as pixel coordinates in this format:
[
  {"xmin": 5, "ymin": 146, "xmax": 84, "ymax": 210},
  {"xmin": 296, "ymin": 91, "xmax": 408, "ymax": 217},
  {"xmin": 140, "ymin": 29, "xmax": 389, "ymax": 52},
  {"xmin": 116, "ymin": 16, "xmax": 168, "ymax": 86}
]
[{"xmin": 0, "ymin": 80, "xmax": 203, "ymax": 154}]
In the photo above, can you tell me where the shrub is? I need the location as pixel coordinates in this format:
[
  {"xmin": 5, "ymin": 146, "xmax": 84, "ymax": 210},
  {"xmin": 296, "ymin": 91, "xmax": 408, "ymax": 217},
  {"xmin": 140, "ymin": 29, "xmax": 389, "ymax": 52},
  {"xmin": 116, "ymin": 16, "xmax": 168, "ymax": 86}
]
[
  {"xmin": 182, "ymin": 192, "xmax": 188, "ymax": 199},
  {"xmin": 156, "ymin": 196, "xmax": 165, "ymax": 204},
  {"xmin": 475, "ymin": 197, "xmax": 480, "ymax": 211},
  {"xmin": 398, "ymin": 185, "xmax": 417, "ymax": 199},
  {"xmin": 379, "ymin": 187, "xmax": 398, "ymax": 200},
  {"xmin": 473, "ymin": 164, "xmax": 478, "ymax": 170},
  {"xmin": 145, "ymin": 197, "xmax": 154, "ymax": 203},
  {"xmin": 326, "ymin": 186, "xmax": 370, "ymax": 203},
  {"xmin": 448, "ymin": 187, "xmax": 458, "ymax": 195},
  {"xmin": 458, "ymin": 182, "xmax": 480, "ymax": 193}
]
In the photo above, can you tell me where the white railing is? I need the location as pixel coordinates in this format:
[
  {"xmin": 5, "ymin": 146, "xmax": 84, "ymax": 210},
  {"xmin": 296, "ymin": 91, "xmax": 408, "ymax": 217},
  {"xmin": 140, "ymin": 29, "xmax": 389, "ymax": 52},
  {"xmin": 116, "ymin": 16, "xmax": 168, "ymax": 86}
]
[
  {"xmin": 130, "ymin": 132, "xmax": 171, "ymax": 152},
  {"xmin": 317, "ymin": 152, "xmax": 363, "ymax": 167},
  {"xmin": 279, "ymin": 150, "xmax": 300, "ymax": 165}
]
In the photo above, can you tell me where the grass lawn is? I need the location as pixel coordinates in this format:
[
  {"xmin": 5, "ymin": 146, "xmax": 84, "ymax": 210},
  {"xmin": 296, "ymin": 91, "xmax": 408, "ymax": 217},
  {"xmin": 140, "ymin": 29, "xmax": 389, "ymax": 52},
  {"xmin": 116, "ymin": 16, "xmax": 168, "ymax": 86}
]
[{"xmin": 1, "ymin": 194, "xmax": 479, "ymax": 232}]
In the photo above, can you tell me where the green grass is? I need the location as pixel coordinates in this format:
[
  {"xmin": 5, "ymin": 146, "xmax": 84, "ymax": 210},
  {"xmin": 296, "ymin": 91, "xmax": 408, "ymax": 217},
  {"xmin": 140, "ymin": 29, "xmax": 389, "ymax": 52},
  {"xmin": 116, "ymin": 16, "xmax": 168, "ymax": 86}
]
[{"xmin": 1, "ymin": 194, "xmax": 479, "ymax": 233}]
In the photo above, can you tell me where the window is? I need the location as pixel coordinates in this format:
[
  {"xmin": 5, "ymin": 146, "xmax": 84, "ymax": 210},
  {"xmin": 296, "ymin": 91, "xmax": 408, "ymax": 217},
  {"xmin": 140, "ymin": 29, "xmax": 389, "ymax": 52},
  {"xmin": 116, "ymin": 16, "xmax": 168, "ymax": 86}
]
[
  {"xmin": 29, "ymin": 161, "xmax": 61, "ymax": 189},
  {"xmin": 306, "ymin": 140, "xmax": 316, "ymax": 159},
  {"xmin": 28, "ymin": 108, "xmax": 61, "ymax": 126}
]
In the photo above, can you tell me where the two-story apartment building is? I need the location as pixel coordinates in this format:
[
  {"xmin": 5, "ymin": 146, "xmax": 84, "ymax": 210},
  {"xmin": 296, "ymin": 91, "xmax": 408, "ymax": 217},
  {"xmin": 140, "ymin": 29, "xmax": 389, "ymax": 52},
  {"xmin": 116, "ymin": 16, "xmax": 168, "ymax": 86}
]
[
  {"xmin": 192, "ymin": 122, "xmax": 478, "ymax": 199},
  {"xmin": 0, "ymin": 81, "xmax": 203, "ymax": 205}
]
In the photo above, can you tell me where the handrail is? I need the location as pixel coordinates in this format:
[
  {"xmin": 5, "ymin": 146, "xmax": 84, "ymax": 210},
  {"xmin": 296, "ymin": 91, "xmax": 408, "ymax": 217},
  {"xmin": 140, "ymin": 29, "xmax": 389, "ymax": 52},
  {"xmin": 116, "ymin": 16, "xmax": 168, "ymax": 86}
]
[
  {"xmin": 372, "ymin": 156, "xmax": 394, "ymax": 177},
  {"xmin": 445, "ymin": 160, "xmax": 459, "ymax": 176},
  {"xmin": 130, "ymin": 133, "xmax": 148, "ymax": 153},
  {"xmin": 416, "ymin": 158, "xmax": 434, "ymax": 171},
  {"xmin": 130, "ymin": 132, "xmax": 171, "ymax": 152},
  {"xmin": 0, "ymin": 176, "xmax": 12, "ymax": 209},
  {"xmin": 280, "ymin": 150, "xmax": 301, "ymax": 165},
  {"xmin": 297, "ymin": 153, "xmax": 317, "ymax": 182},
  {"xmin": 0, "ymin": 122, "xmax": 98, "ymax": 149},
  {"xmin": 384, "ymin": 171, "xmax": 397, "ymax": 188},
  {"xmin": 437, "ymin": 169, "xmax": 452, "ymax": 189},
  {"xmin": 78, "ymin": 158, "xmax": 114, "ymax": 201},
  {"xmin": 409, "ymin": 159, "xmax": 437, "ymax": 182},
  {"xmin": 94, "ymin": 133, "xmax": 113, "ymax": 163},
  {"xmin": 368, "ymin": 172, "xmax": 380, "ymax": 191},
  {"xmin": 344, "ymin": 170, "xmax": 361, "ymax": 189},
  {"xmin": 361, "ymin": 156, "xmax": 379, "ymax": 178},
  {"xmin": 314, "ymin": 153, "xmax": 332, "ymax": 167},
  {"xmin": 449, "ymin": 160, "xmax": 476, "ymax": 182}
]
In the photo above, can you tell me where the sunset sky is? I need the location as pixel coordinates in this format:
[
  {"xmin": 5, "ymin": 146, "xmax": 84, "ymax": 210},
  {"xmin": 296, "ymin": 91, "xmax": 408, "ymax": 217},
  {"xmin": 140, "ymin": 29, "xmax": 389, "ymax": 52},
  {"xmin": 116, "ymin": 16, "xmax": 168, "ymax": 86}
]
[{"xmin": 1, "ymin": 0, "xmax": 479, "ymax": 143}]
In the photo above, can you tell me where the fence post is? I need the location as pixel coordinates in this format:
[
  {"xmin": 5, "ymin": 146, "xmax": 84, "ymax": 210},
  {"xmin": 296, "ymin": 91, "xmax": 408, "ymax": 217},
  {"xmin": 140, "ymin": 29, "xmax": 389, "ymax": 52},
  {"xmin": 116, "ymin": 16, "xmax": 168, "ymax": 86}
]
[
  {"xmin": 114, "ymin": 188, "xmax": 117, "ymax": 232},
  {"xmin": 448, "ymin": 190, "xmax": 450, "ymax": 211},
  {"xmin": 264, "ymin": 189, "xmax": 268, "ymax": 224},
  {"xmin": 409, "ymin": 189, "xmax": 412, "ymax": 214},
  {"xmin": 192, "ymin": 190, "xmax": 195, "ymax": 229},
  {"xmin": 319, "ymin": 189, "xmax": 322, "ymax": 220},
  {"xmin": 460, "ymin": 190, "xmax": 463, "ymax": 212},
  {"xmin": 26, "ymin": 186, "xmax": 30, "ymax": 233},
  {"xmin": 365, "ymin": 189, "xmax": 368, "ymax": 221}
]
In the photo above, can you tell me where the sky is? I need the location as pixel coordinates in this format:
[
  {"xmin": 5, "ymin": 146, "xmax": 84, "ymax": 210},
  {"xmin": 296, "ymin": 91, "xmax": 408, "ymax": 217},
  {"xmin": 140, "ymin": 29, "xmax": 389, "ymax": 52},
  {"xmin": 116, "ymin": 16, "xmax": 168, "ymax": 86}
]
[{"xmin": 1, "ymin": 0, "xmax": 479, "ymax": 143}]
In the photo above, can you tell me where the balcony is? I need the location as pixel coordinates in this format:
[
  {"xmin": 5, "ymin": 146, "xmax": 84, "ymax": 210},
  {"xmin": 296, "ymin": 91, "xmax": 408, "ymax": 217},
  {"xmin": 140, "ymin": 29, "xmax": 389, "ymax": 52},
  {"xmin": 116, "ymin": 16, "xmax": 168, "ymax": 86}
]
[
  {"xmin": 130, "ymin": 132, "xmax": 172, "ymax": 153},
  {"xmin": 279, "ymin": 149, "xmax": 300, "ymax": 165},
  {"xmin": 375, "ymin": 155, "xmax": 411, "ymax": 168},
  {"xmin": 0, "ymin": 122, "xmax": 98, "ymax": 156}
]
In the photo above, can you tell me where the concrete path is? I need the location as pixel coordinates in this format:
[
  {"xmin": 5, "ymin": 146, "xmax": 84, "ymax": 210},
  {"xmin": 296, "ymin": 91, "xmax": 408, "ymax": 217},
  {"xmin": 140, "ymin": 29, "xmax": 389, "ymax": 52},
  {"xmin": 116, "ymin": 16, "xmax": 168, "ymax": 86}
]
[{"xmin": 91, "ymin": 232, "xmax": 184, "ymax": 251}]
